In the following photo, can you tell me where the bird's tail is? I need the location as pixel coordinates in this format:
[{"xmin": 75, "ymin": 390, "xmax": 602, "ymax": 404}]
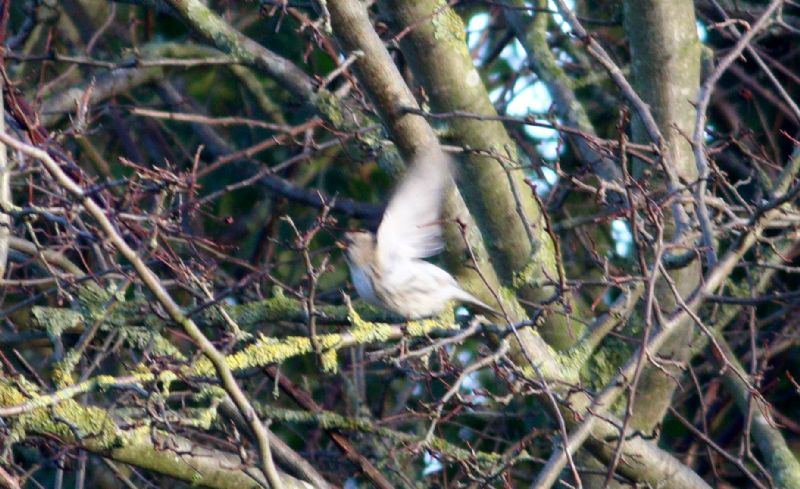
[{"xmin": 456, "ymin": 289, "xmax": 501, "ymax": 318}]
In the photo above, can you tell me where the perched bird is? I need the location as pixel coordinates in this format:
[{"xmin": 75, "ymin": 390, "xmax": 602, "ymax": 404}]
[{"xmin": 340, "ymin": 148, "xmax": 496, "ymax": 319}]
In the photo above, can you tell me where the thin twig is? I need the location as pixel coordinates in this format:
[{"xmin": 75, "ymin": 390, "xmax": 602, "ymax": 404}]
[{"xmin": 0, "ymin": 132, "xmax": 285, "ymax": 489}]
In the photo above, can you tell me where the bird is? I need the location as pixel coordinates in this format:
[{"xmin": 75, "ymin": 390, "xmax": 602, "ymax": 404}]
[{"xmin": 340, "ymin": 147, "xmax": 497, "ymax": 319}]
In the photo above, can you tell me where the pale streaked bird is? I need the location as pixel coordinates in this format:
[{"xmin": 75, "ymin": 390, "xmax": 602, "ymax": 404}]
[{"xmin": 340, "ymin": 148, "xmax": 496, "ymax": 319}]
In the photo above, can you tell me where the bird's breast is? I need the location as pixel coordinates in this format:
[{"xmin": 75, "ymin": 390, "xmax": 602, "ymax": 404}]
[{"xmin": 349, "ymin": 263, "xmax": 380, "ymax": 305}]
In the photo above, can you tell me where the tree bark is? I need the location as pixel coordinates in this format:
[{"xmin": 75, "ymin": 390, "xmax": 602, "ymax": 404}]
[{"xmin": 622, "ymin": 0, "xmax": 703, "ymax": 433}]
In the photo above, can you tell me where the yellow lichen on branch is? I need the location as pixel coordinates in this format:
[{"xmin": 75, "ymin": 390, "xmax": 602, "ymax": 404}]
[
  {"xmin": 0, "ymin": 379, "xmax": 123, "ymax": 448},
  {"xmin": 192, "ymin": 333, "xmax": 344, "ymax": 375}
]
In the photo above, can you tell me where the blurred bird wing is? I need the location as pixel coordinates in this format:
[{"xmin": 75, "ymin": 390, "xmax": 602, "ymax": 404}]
[{"xmin": 376, "ymin": 149, "xmax": 452, "ymax": 265}]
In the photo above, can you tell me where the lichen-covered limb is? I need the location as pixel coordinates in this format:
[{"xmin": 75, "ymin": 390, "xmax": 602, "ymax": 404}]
[
  {"xmin": 533, "ymin": 203, "xmax": 781, "ymax": 488},
  {"xmin": 158, "ymin": 0, "xmax": 369, "ymax": 139},
  {"xmin": 0, "ymin": 378, "xmax": 123, "ymax": 446},
  {"xmin": 27, "ymin": 287, "xmax": 468, "ymax": 375},
  {"xmin": 714, "ymin": 334, "xmax": 800, "ymax": 488},
  {"xmin": 23, "ymin": 289, "xmax": 398, "ymax": 357},
  {"xmin": 258, "ymin": 405, "xmax": 509, "ymax": 467},
  {"xmin": 0, "ymin": 375, "xmax": 145, "ymax": 417},
  {"xmin": 559, "ymin": 283, "xmax": 645, "ymax": 375},
  {"xmin": 0, "ymin": 77, "xmax": 10, "ymax": 281},
  {"xmin": 0, "ymin": 128, "xmax": 288, "ymax": 489},
  {"xmin": 0, "ymin": 380, "xmax": 312, "ymax": 489},
  {"xmin": 105, "ymin": 428, "xmax": 314, "ymax": 489},
  {"xmin": 29, "ymin": 285, "xmax": 183, "ymax": 360},
  {"xmin": 217, "ymin": 290, "xmax": 402, "ymax": 327},
  {"xmin": 376, "ymin": 0, "xmax": 577, "ymax": 349},
  {"xmin": 505, "ymin": 0, "xmax": 624, "ymax": 190},
  {"xmin": 35, "ymin": 278, "xmax": 572, "ymax": 391},
  {"xmin": 618, "ymin": 0, "xmax": 705, "ymax": 434},
  {"xmin": 161, "ymin": 0, "xmax": 315, "ymax": 101},
  {"xmin": 27, "ymin": 288, "xmax": 400, "ymax": 339},
  {"xmin": 1, "ymin": 310, "xmax": 487, "ymax": 486},
  {"xmin": 194, "ymin": 305, "xmax": 462, "ymax": 376},
  {"xmin": 40, "ymin": 66, "xmax": 165, "ymax": 126},
  {"xmin": 2, "ymin": 307, "xmax": 467, "ymax": 418},
  {"xmin": 325, "ymin": 0, "xmax": 512, "ymax": 316}
]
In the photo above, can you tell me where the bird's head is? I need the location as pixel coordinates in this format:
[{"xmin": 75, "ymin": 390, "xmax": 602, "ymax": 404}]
[{"xmin": 337, "ymin": 230, "xmax": 377, "ymax": 267}]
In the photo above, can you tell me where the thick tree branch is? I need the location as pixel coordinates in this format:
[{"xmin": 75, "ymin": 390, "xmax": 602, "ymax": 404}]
[
  {"xmin": 535, "ymin": 191, "xmax": 792, "ymax": 487},
  {"xmin": 0, "ymin": 132, "xmax": 286, "ymax": 489},
  {"xmin": 715, "ymin": 333, "xmax": 800, "ymax": 488},
  {"xmin": 326, "ymin": 0, "xmax": 516, "ymax": 318},
  {"xmin": 621, "ymin": 0, "xmax": 705, "ymax": 435},
  {"xmin": 0, "ymin": 75, "xmax": 9, "ymax": 280},
  {"xmin": 505, "ymin": 0, "xmax": 625, "ymax": 193}
]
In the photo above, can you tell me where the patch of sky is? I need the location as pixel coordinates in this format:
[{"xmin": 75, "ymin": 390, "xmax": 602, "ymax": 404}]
[
  {"xmin": 603, "ymin": 288, "xmax": 616, "ymax": 307},
  {"xmin": 344, "ymin": 478, "xmax": 358, "ymax": 489},
  {"xmin": 466, "ymin": 12, "xmax": 490, "ymax": 54},
  {"xmin": 461, "ymin": 371, "xmax": 481, "ymax": 392},
  {"xmin": 468, "ymin": 0, "xmax": 574, "ymax": 36},
  {"xmin": 541, "ymin": 166, "xmax": 558, "ymax": 185},
  {"xmin": 537, "ymin": 137, "xmax": 562, "ymax": 163},
  {"xmin": 697, "ymin": 20, "xmax": 708, "ymax": 42},
  {"xmin": 469, "ymin": 6, "xmax": 566, "ymax": 187},
  {"xmin": 459, "ymin": 371, "xmax": 489, "ymax": 406},
  {"xmin": 549, "ymin": 0, "xmax": 574, "ymax": 34},
  {"xmin": 556, "ymin": 48, "xmax": 574, "ymax": 65},
  {"xmin": 705, "ymin": 123, "xmax": 716, "ymax": 143},
  {"xmin": 506, "ymin": 78, "xmax": 553, "ymax": 115},
  {"xmin": 423, "ymin": 451, "xmax": 444, "ymax": 476},
  {"xmin": 467, "ymin": 12, "xmax": 528, "ymax": 70},
  {"xmin": 490, "ymin": 79, "xmax": 562, "ymax": 160},
  {"xmin": 499, "ymin": 38, "xmax": 527, "ymax": 71},
  {"xmin": 611, "ymin": 219, "xmax": 633, "ymax": 257},
  {"xmin": 456, "ymin": 352, "xmax": 490, "ymax": 405}
]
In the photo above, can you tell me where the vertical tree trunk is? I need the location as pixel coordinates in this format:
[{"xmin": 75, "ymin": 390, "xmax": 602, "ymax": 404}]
[
  {"xmin": 378, "ymin": 0, "xmax": 581, "ymax": 348},
  {"xmin": 622, "ymin": 0, "xmax": 702, "ymax": 432}
]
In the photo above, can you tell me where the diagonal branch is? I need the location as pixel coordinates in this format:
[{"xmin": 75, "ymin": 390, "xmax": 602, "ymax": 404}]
[
  {"xmin": 691, "ymin": 0, "xmax": 784, "ymax": 266},
  {"xmin": 532, "ymin": 188, "xmax": 791, "ymax": 488},
  {"xmin": 0, "ymin": 132, "xmax": 285, "ymax": 489}
]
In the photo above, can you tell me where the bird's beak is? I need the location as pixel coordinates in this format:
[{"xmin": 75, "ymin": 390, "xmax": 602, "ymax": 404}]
[{"xmin": 335, "ymin": 239, "xmax": 347, "ymax": 250}]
